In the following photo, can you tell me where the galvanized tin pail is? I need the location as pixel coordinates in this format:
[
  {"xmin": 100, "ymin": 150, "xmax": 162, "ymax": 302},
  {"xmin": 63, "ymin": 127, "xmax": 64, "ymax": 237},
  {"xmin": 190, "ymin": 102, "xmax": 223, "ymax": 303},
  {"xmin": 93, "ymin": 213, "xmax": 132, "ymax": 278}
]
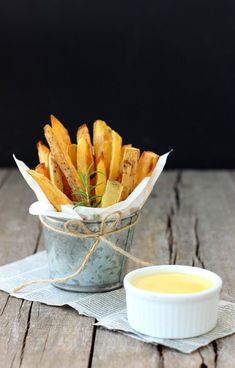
[{"xmin": 41, "ymin": 212, "xmax": 138, "ymax": 292}]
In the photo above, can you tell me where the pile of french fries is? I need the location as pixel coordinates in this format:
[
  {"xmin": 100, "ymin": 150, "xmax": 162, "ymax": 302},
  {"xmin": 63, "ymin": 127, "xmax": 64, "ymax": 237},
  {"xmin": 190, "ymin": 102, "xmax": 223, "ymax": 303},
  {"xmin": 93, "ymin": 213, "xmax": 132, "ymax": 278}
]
[{"xmin": 29, "ymin": 115, "xmax": 159, "ymax": 211}]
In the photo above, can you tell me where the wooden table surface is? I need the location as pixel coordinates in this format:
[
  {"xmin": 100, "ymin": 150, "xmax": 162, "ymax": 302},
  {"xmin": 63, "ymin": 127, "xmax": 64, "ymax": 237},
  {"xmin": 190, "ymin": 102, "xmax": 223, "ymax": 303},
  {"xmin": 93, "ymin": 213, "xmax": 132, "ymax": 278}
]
[{"xmin": 0, "ymin": 169, "xmax": 235, "ymax": 368}]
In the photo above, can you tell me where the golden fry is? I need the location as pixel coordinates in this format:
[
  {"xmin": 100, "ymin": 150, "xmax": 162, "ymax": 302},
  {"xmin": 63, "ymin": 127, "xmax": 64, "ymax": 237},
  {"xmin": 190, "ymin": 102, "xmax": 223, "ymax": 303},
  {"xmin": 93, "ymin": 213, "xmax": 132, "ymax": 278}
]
[
  {"xmin": 103, "ymin": 126, "xmax": 112, "ymax": 176},
  {"xmin": 44, "ymin": 124, "xmax": 81, "ymax": 200},
  {"xmin": 28, "ymin": 169, "xmax": 72, "ymax": 211},
  {"xmin": 61, "ymin": 172, "xmax": 72, "ymax": 199},
  {"xmin": 120, "ymin": 147, "xmax": 140, "ymax": 200},
  {"xmin": 77, "ymin": 136, "xmax": 94, "ymax": 178},
  {"xmin": 49, "ymin": 153, "xmax": 64, "ymax": 191},
  {"xmin": 95, "ymin": 153, "xmax": 107, "ymax": 199},
  {"xmin": 93, "ymin": 120, "xmax": 106, "ymax": 163},
  {"xmin": 50, "ymin": 114, "xmax": 71, "ymax": 154},
  {"xmin": 121, "ymin": 144, "xmax": 132, "ymax": 159},
  {"xmin": 93, "ymin": 120, "xmax": 112, "ymax": 174},
  {"xmin": 100, "ymin": 180, "xmax": 123, "ymax": 208},
  {"xmin": 35, "ymin": 163, "xmax": 50, "ymax": 179},
  {"xmin": 136, "ymin": 151, "xmax": 159, "ymax": 186},
  {"xmin": 76, "ymin": 124, "xmax": 94, "ymax": 177},
  {"xmin": 109, "ymin": 130, "xmax": 122, "ymax": 181},
  {"xmin": 77, "ymin": 123, "xmax": 89, "ymax": 140},
  {"xmin": 68, "ymin": 144, "xmax": 77, "ymax": 169},
  {"xmin": 34, "ymin": 117, "xmax": 160, "ymax": 211},
  {"xmin": 37, "ymin": 141, "xmax": 50, "ymax": 169}
]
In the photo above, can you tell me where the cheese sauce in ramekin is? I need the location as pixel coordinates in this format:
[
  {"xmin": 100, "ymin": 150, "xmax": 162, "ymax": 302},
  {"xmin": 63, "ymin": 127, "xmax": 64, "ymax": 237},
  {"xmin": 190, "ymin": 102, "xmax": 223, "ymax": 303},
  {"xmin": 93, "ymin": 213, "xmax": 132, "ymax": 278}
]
[{"xmin": 124, "ymin": 265, "xmax": 222, "ymax": 339}]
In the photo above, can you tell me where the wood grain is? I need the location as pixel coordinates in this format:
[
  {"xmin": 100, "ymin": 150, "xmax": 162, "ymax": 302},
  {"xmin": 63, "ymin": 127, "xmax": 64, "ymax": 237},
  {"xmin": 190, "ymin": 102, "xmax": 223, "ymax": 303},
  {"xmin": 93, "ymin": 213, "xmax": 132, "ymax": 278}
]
[
  {"xmin": 0, "ymin": 169, "xmax": 235, "ymax": 367},
  {"xmin": 0, "ymin": 169, "xmax": 94, "ymax": 368}
]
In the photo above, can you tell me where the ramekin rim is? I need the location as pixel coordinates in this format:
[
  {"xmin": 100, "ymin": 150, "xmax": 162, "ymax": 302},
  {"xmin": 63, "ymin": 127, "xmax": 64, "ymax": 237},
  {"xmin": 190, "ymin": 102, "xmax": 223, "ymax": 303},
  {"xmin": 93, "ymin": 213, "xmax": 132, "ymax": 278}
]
[{"xmin": 124, "ymin": 265, "xmax": 222, "ymax": 300}]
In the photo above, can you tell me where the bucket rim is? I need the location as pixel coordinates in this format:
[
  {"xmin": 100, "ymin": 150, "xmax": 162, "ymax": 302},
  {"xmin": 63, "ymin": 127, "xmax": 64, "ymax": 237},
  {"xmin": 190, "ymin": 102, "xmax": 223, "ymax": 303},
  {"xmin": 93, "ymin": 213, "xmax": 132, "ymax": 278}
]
[{"xmin": 40, "ymin": 210, "xmax": 139, "ymax": 225}]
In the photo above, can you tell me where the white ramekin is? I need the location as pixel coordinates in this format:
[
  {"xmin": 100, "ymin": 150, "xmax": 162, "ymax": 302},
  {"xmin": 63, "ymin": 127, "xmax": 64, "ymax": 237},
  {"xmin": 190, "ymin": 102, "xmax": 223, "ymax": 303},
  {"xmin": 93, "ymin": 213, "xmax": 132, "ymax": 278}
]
[{"xmin": 124, "ymin": 265, "xmax": 222, "ymax": 339}]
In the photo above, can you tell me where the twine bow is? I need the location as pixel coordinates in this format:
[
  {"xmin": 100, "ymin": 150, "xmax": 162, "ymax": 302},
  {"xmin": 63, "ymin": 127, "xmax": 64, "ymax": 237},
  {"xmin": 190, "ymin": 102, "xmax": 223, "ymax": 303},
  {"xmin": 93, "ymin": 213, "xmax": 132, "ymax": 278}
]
[{"xmin": 13, "ymin": 211, "xmax": 152, "ymax": 293}]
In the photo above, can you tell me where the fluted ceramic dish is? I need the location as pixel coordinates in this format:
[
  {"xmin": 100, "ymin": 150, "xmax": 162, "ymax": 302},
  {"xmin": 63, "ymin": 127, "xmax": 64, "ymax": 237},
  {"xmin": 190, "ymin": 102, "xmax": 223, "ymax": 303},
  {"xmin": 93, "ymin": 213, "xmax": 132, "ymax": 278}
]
[{"xmin": 124, "ymin": 265, "xmax": 222, "ymax": 339}]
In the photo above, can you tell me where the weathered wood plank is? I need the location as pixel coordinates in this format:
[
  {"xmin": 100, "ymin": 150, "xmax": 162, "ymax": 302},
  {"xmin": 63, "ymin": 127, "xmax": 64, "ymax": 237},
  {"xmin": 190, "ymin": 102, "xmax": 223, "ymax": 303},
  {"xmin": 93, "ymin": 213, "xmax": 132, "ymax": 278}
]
[
  {"xmin": 160, "ymin": 171, "xmax": 215, "ymax": 367},
  {"xmin": 0, "ymin": 170, "xmax": 42, "ymax": 368},
  {"xmin": 0, "ymin": 170, "xmax": 95, "ymax": 368},
  {"xmin": 91, "ymin": 172, "xmax": 178, "ymax": 367},
  {"xmin": 0, "ymin": 168, "xmax": 10, "ymax": 188},
  {"xmin": 19, "ymin": 232, "xmax": 95, "ymax": 368},
  {"xmin": 92, "ymin": 329, "xmax": 161, "ymax": 368},
  {"xmin": 20, "ymin": 304, "xmax": 94, "ymax": 368},
  {"xmin": 174, "ymin": 171, "xmax": 235, "ymax": 367},
  {"xmin": 0, "ymin": 170, "xmax": 40, "ymax": 265}
]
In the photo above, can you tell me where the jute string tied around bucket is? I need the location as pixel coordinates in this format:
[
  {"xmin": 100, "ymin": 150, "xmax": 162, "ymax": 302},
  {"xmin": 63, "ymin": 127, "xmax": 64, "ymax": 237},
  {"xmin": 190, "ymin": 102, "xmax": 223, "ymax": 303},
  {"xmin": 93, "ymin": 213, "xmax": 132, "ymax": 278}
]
[{"xmin": 13, "ymin": 211, "xmax": 153, "ymax": 293}]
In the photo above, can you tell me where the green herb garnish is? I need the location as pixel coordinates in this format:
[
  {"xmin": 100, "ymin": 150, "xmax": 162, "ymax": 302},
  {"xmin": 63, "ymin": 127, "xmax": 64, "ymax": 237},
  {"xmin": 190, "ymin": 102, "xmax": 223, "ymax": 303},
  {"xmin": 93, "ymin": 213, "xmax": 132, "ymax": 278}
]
[{"xmin": 73, "ymin": 164, "xmax": 105, "ymax": 208}]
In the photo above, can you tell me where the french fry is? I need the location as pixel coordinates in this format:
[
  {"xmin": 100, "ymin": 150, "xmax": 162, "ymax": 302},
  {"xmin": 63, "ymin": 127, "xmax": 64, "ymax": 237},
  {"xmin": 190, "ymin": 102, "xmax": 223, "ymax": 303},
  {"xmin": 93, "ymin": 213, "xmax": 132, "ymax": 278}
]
[
  {"xmin": 61, "ymin": 172, "xmax": 72, "ymax": 198},
  {"xmin": 121, "ymin": 144, "xmax": 132, "ymax": 159},
  {"xmin": 35, "ymin": 163, "xmax": 50, "ymax": 179},
  {"xmin": 34, "ymin": 117, "xmax": 160, "ymax": 211},
  {"xmin": 93, "ymin": 120, "xmax": 112, "ymax": 174},
  {"xmin": 77, "ymin": 123, "xmax": 89, "ymax": 140},
  {"xmin": 103, "ymin": 126, "xmax": 112, "ymax": 176},
  {"xmin": 95, "ymin": 153, "xmax": 107, "ymax": 200},
  {"xmin": 136, "ymin": 151, "xmax": 160, "ymax": 186},
  {"xmin": 49, "ymin": 153, "xmax": 64, "ymax": 191},
  {"xmin": 68, "ymin": 144, "xmax": 77, "ymax": 169},
  {"xmin": 116, "ymin": 144, "xmax": 132, "ymax": 181},
  {"xmin": 100, "ymin": 180, "xmax": 123, "ymax": 208},
  {"xmin": 93, "ymin": 120, "xmax": 106, "ymax": 163},
  {"xmin": 44, "ymin": 124, "xmax": 82, "ymax": 200},
  {"xmin": 50, "ymin": 114, "xmax": 71, "ymax": 154},
  {"xmin": 77, "ymin": 136, "xmax": 94, "ymax": 178},
  {"xmin": 109, "ymin": 130, "xmax": 122, "ymax": 181},
  {"xmin": 28, "ymin": 170, "xmax": 72, "ymax": 211},
  {"xmin": 76, "ymin": 124, "xmax": 94, "ymax": 176},
  {"xmin": 37, "ymin": 141, "xmax": 50, "ymax": 169},
  {"xmin": 120, "ymin": 147, "xmax": 140, "ymax": 200}
]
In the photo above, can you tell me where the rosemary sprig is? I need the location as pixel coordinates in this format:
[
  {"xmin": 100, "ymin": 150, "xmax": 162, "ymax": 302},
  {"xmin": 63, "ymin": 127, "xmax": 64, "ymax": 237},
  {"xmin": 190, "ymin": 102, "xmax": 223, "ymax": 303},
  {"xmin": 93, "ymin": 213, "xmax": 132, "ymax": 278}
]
[{"xmin": 73, "ymin": 164, "xmax": 105, "ymax": 208}]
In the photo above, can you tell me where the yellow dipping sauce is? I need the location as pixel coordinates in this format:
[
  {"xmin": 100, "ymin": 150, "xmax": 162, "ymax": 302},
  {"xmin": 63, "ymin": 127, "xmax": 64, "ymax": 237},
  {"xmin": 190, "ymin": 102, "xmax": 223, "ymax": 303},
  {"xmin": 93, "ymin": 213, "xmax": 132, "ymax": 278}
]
[{"xmin": 131, "ymin": 272, "xmax": 213, "ymax": 294}]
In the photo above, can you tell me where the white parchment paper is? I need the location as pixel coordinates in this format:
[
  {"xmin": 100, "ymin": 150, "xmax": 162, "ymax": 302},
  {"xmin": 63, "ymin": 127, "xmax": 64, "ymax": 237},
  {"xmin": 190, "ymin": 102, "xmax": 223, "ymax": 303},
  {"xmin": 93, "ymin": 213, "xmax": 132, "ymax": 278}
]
[
  {"xmin": 0, "ymin": 251, "xmax": 234, "ymax": 354},
  {"xmin": 14, "ymin": 151, "xmax": 171, "ymax": 220}
]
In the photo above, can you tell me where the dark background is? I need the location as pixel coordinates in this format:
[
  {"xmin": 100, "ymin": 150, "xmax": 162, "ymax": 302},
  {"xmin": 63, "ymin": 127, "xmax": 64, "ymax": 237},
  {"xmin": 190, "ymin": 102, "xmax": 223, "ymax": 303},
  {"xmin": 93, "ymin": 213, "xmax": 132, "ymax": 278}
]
[{"xmin": 0, "ymin": 0, "xmax": 234, "ymax": 168}]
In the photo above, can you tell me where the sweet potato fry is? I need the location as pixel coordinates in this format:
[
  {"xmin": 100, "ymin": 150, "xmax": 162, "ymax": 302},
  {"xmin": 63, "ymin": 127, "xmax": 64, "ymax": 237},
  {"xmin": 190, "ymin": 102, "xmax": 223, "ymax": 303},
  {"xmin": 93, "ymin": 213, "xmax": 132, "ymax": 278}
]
[
  {"xmin": 50, "ymin": 114, "xmax": 71, "ymax": 154},
  {"xmin": 93, "ymin": 120, "xmax": 112, "ymax": 174},
  {"xmin": 28, "ymin": 169, "xmax": 72, "ymax": 211},
  {"xmin": 44, "ymin": 124, "xmax": 81, "ymax": 200},
  {"xmin": 100, "ymin": 180, "xmax": 123, "ymax": 208},
  {"xmin": 68, "ymin": 144, "xmax": 77, "ymax": 169},
  {"xmin": 35, "ymin": 163, "xmax": 50, "ymax": 179},
  {"xmin": 49, "ymin": 153, "xmax": 64, "ymax": 191},
  {"xmin": 136, "ymin": 151, "xmax": 159, "ymax": 185},
  {"xmin": 109, "ymin": 130, "xmax": 122, "ymax": 181},
  {"xmin": 95, "ymin": 153, "xmax": 107, "ymax": 200},
  {"xmin": 120, "ymin": 147, "xmax": 140, "ymax": 200},
  {"xmin": 37, "ymin": 141, "xmax": 50, "ymax": 169}
]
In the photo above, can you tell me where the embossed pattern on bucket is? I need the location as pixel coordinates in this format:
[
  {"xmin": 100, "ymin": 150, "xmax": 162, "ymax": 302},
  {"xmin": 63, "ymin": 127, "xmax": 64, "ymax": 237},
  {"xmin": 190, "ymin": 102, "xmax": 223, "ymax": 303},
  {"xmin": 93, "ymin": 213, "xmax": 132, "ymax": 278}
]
[{"xmin": 41, "ymin": 212, "xmax": 138, "ymax": 292}]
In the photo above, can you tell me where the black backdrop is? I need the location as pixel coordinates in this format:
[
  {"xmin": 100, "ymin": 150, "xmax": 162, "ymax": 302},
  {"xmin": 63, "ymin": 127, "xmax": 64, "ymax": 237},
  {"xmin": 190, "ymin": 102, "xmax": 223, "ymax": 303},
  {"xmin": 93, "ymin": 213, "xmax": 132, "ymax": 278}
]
[{"xmin": 1, "ymin": 0, "xmax": 235, "ymax": 168}]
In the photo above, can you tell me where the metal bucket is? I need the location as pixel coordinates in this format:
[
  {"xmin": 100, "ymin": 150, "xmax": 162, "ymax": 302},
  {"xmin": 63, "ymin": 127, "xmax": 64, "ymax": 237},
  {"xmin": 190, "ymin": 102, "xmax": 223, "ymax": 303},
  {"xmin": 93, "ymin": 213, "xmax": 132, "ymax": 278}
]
[{"xmin": 41, "ymin": 212, "xmax": 138, "ymax": 292}]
